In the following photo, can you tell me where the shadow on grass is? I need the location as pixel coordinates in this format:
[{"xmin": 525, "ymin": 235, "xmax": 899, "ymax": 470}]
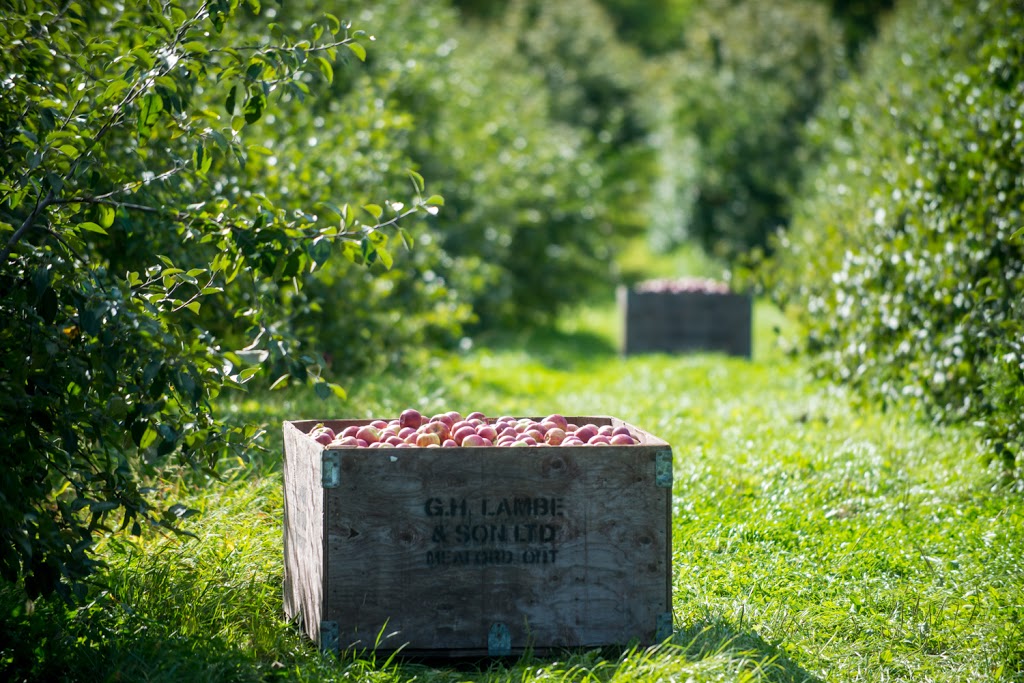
[
  {"xmin": 673, "ymin": 616, "xmax": 824, "ymax": 683},
  {"xmin": 474, "ymin": 325, "xmax": 620, "ymax": 371}
]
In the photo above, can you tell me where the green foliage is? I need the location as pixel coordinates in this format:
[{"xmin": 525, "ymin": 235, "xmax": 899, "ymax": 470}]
[
  {"xmin": 0, "ymin": 0, "xmax": 442, "ymax": 598},
  {"xmin": 769, "ymin": 0, "xmax": 1024, "ymax": 470},
  {"xmin": 444, "ymin": 0, "xmax": 655, "ymax": 326},
  {"xmin": 648, "ymin": 0, "xmax": 843, "ymax": 258},
  {"xmin": 315, "ymin": 0, "xmax": 655, "ymax": 330}
]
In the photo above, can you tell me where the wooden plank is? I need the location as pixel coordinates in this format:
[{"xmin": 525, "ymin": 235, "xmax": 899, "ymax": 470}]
[{"xmin": 282, "ymin": 421, "xmax": 326, "ymax": 644}]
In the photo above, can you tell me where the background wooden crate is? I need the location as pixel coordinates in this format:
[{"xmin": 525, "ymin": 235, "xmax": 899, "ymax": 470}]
[
  {"xmin": 618, "ymin": 286, "xmax": 753, "ymax": 358},
  {"xmin": 282, "ymin": 416, "xmax": 673, "ymax": 659}
]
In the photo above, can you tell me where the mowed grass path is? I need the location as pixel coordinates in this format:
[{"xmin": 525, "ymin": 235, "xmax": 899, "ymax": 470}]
[{"xmin": 4, "ymin": 301, "xmax": 1022, "ymax": 682}]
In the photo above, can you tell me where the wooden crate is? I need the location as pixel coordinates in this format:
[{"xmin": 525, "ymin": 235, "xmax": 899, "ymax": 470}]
[
  {"xmin": 282, "ymin": 416, "xmax": 673, "ymax": 659},
  {"xmin": 618, "ymin": 286, "xmax": 752, "ymax": 358}
]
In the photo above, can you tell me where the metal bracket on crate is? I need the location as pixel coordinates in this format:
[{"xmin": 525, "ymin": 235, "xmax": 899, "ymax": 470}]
[
  {"xmin": 655, "ymin": 450, "xmax": 673, "ymax": 488},
  {"xmin": 321, "ymin": 451, "xmax": 341, "ymax": 489},
  {"xmin": 656, "ymin": 612, "xmax": 674, "ymax": 643},
  {"xmin": 488, "ymin": 622, "xmax": 512, "ymax": 656},
  {"xmin": 320, "ymin": 620, "xmax": 340, "ymax": 655}
]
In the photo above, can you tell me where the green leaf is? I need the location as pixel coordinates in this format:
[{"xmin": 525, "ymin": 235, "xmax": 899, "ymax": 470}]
[
  {"xmin": 346, "ymin": 41, "xmax": 366, "ymax": 62},
  {"xmin": 362, "ymin": 204, "xmax": 383, "ymax": 220},
  {"xmin": 376, "ymin": 246, "xmax": 393, "ymax": 270},
  {"xmin": 340, "ymin": 241, "xmax": 360, "ymax": 264},
  {"xmin": 137, "ymin": 93, "xmax": 163, "ymax": 139},
  {"xmin": 314, "ymin": 381, "xmax": 332, "ymax": 400},
  {"xmin": 193, "ymin": 141, "xmax": 213, "ymax": 175},
  {"xmin": 324, "ymin": 13, "xmax": 341, "ymax": 35},
  {"xmin": 398, "ymin": 227, "xmax": 414, "ymax": 250},
  {"xmin": 269, "ymin": 374, "xmax": 290, "ymax": 391},
  {"xmin": 243, "ymin": 88, "xmax": 266, "ymax": 125},
  {"xmin": 407, "ymin": 169, "xmax": 425, "ymax": 193},
  {"xmin": 225, "ymin": 85, "xmax": 237, "ymax": 116},
  {"xmin": 101, "ymin": 78, "xmax": 130, "ymax": 103},
  {"xmin": 316, "ymin": 56, "xmax": 334, "ymax": 84},
  {"xmin": 425, "ymin": 194, "xmax": 445, "ymax": 206},
  {"xmin": 310, "ymin": 236, "xmax": 332, "ymax": 266},
  {"xmin": 79, "ymin": 221, "xmax": 108, "ymax": 235},
  {"xmin": 315, "ymin": 381, "xmax": 347, "ymax": 400}
]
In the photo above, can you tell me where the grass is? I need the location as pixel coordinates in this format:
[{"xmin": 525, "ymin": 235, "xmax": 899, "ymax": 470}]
[{"xmin": 3, "ymin": 267, "xmax": 1023, "ymax": 682}]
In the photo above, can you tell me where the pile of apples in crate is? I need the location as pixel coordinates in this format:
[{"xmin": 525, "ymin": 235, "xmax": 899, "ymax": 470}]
[
  {"xmin": 308, "ymin": 409, "xmax": 641, "ymax": 449},
  {"xmin": 634, "ymin": 276, "xmax": 731, "ymax": 294}
]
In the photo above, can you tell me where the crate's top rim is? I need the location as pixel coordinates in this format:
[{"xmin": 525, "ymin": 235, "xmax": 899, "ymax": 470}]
[{"xmin": 616, "ymin": 284, "xmax": 751, "ymax": 298}]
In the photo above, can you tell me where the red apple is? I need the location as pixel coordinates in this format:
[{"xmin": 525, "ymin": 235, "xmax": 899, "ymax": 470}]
[
  {"xmin": 609, "ymin": 433, "xmax": 636, "ymax": 445},
  {"xmin": 430, "ymin": 414, "xmax": 455, "ymax": 429},
  {"xmin": 356, "ymin": 425, "xmax": 381, "ymax": 444},
  {"xmin": 399, "ymin": 408, "xmax": 423, "ymax": 430},
  {"xmin": 421, "ymin": 421, "xmax": 451, "ymax": 441},
  {"xmin": 312, "ymin": 429, "xmax": 335, "ymax": 446},
  {"xmin": 453, "ymin": 425, "xmax": 477, "ymax": 445},
  {"xmin": 461, "ymin": 433, "xmax": 489, "ymax": 447},
  {"xmin": 416, "ymin": 432, "xmax": 441, "ymax": 447},
  {"xmin": 544, "ymin": 414, "xmax": 569, "ymax": 431},
  {"xmin": 574, "ymin": 424, "xmax": 598, "ymax": 442},
  {"xmin": 544, "ymin": 428, "xmax": 566, "ymax": 445}
]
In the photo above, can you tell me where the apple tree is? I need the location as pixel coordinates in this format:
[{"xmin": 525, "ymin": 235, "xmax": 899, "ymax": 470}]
[{"xmin": 0, "ymin": 0, "xmax": 440, "ymax": 599}]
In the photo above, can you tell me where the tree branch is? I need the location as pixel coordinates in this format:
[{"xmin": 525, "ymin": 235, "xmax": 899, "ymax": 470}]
[{"xmin": 2, "ymin": 188, "xmax": 55, "ymax": 263}]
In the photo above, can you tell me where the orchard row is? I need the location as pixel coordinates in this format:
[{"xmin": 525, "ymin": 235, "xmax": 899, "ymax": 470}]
[{"xmin": 308, "ymin": 409, "xmax": 641, "ymax": 449}]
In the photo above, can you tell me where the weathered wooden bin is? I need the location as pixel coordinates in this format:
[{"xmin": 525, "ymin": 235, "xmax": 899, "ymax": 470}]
[
  {"xmin": 282, "ymin": 416, "xmax": 673, "ymax": 659},
  {"xmin": 618, "ymin": 285, "xmax": 752, "ymax": 358}
]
